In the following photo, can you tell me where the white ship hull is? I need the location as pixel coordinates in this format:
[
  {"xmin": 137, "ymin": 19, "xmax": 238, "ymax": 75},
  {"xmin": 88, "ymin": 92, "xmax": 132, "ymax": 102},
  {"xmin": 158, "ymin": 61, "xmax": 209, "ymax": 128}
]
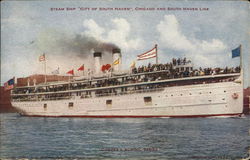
[{"xmin": 12, "ymin": 81, "xmax": 243, "ymax": 117}]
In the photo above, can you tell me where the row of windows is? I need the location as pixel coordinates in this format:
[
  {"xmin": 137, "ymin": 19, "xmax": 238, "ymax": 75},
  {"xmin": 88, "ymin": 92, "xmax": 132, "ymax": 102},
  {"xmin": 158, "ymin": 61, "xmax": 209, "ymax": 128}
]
[
  {"xmin": 42, "ymin": 91, "xmax": 227, "ymax": 111},
  {"xmin": 43, "ymin": 97, "xmax": 153, "ymax": 111}
]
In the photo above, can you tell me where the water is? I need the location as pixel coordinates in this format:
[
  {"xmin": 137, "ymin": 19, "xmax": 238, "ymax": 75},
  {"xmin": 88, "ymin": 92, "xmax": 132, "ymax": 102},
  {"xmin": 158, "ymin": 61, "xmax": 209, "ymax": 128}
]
[{"xmin": 0, "ymin": 113, "xmax": 249, "ymax": 160}]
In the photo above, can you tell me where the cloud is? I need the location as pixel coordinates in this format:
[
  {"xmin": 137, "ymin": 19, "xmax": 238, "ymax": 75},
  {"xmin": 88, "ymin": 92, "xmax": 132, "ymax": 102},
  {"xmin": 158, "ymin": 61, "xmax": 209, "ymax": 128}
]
[
  {"xmin": 157, "ymin": 15, "xmax": 228, "ymax": 67},
  {"xmin": 82, "ymin": 18, "xmax": 144, "ymax": 51},
  {"xmin": 157, "ymin": 15, "xmax": 195, "ymax": 51},
  {"xmin": 83, "ymin": 19, "xmax": 105, "ymax": 40}
]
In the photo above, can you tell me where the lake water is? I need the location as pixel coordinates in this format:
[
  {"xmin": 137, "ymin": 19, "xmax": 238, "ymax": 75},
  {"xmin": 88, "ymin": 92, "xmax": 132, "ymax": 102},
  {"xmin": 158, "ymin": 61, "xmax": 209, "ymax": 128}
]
[{"xmin": 0, "ymin": 113, "xmax": 249, "ymax": 160}]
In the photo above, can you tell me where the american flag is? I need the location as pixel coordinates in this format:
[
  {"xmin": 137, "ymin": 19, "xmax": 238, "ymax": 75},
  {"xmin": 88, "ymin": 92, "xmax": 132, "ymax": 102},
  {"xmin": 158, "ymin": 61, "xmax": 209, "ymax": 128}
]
[
  {"xmin": 4, "ymin": 78, "xmax": 15, "ymax": 91},
  {"xmin": 137, "ymin": 45, "xmax": 157, "ymax": 61}
]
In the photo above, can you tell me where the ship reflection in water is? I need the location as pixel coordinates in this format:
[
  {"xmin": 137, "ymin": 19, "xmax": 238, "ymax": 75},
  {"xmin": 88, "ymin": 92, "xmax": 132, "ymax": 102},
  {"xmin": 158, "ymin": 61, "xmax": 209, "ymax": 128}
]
[{"xmin": 0, "ymin": 113, "xmax": 249, "ymax": 159}]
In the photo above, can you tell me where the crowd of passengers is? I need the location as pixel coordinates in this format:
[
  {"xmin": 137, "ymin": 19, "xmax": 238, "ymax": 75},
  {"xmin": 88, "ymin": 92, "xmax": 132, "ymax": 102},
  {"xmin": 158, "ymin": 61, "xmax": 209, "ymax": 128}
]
[
  {"xmin": 13, "ymin": 58, "xmax": 241, "ymax": 94},
  {"xmin": 131, "ymin": 58, "xmax": 241, "ymax": 76}
]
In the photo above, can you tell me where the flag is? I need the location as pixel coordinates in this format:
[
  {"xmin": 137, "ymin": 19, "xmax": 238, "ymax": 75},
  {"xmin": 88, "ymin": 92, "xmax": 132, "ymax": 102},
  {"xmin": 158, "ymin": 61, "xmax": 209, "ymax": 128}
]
[
  {"xmin": 51, "ymin": 67, "xmax": 59, "ymax": 75},
  {"xmin": 105, "ymin": 64, "xmax": 111, "ymax": 71},
  {"xmin": 113, "ymin": 58, "xmax": 120, "ymax": 65},
  {"xmin": 130, "ymin": 61, "xmax": 136, "ymax": 68},
  {"xmin": 232, "ymin": 45, "xmax": 241, "ymax": 58},
  {"xmin": 39, "ymin": 54, "xmax": 45, "ymax": 62},
  {"xmin": 137, "ymin": 45, "xmax": 157, "ymax": 60},
  {"xmin": 77, "ymin": 65, "xmax": 84, "ymax": 71},
  {"xmin": 101, "ymin": 65, "xmax": 107, "ymax": 72},
  {"xmin": 102, "ymin": 64, "xmax": 111, "ymax": 72},
  {"xmin": 4, "ymin": 78, "xmax": 14, "ymax": 91},
  {"xmin": 67, "ymin": 69, "xmax": 74, "ymax": 75}
]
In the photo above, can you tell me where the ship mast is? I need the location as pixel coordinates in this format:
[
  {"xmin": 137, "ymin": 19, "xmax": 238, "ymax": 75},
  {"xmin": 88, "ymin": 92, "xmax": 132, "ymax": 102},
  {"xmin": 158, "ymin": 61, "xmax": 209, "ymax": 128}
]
[
  {"xmin": 240, "ymin": 44, "xmax": 243, "ymax": 85},
  {"xmin": 44, "ymin": 54, "xmax": 47, "ymax": 84},
  {"xmin": 155, "ymin": 44, "xmax": 158, "ymax": 64}
]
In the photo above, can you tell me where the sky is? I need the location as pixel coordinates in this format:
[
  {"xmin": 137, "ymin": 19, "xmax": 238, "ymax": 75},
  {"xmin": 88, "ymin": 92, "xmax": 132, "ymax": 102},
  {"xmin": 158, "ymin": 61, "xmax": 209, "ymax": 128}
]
[{"xmin": 1, "ymin": 0, "xmax": 249, "ymax": 88}]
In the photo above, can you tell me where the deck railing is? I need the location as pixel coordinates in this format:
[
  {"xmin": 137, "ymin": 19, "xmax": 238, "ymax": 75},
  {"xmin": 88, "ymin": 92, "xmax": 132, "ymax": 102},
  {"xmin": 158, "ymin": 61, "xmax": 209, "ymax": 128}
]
[{"xmin": 11, "ymin": 88, "xmax": 165, "ymax": 102}]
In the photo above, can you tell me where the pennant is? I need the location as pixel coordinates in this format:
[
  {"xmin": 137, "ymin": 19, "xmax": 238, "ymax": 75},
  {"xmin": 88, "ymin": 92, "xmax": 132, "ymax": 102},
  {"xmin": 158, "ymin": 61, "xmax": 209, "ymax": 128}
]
[
  {"xmin": 137, "ymin": 45, "xmax": 157, "ymax": 60},
  {"xmin": 39, "ymin": 54, "xmax": 45, "ymax": 62},
  {"xmin": 113, "ymin": 59, "xmax": 120, "ymax": 65},
  {"xmin": 67, "ymin": 69, "xmax": 74, "ymax": 75},
  {"xmin": 4, "ymin": 78, "xmax": 14, "ymax": 91},
  {"xmin": 77, "ymin": 65, "xmax": 84, "ymax": 71}
]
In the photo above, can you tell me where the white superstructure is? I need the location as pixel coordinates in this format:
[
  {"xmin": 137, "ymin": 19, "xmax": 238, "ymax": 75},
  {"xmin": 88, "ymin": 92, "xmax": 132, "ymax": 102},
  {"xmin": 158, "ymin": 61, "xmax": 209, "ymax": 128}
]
[{"xmin": 11, "ymin": 73, "xmax": 243, "ymax": 117}]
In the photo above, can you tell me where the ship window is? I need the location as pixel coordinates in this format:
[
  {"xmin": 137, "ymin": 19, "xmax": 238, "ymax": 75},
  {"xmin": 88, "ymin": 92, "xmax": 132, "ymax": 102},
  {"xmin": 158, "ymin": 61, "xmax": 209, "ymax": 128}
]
[
  {"xmin": 144, "ymin": 97, "xmax": 152, "ymax": 105},
  {"xmin": 106, "ymin": 100, "xmax": 112, "ymax": 105},
  {"xmin": 43, "ymin": 104, "xmax": 47, "ymax": 111},
  {"xmin": 68, "ymin": 102, "xmax": 74, "ymax": 108},
  {"xmin": 106, "ymin": 100, "xmax": 112, "ymax": 107}
]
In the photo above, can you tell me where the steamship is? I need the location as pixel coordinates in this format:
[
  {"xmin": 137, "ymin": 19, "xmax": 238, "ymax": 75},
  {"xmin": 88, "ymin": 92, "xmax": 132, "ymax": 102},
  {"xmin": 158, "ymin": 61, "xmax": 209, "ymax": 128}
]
[{"xmin": 10, "ymin": 48, "xmax": 243, "ymax": 117}]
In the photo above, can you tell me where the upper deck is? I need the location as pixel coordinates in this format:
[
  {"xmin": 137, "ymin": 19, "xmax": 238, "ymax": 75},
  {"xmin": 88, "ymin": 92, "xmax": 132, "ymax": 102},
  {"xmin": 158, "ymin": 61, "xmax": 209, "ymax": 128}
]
[
  {"xmin": 11, "ymin": 56, "xmax": 241, "ymax": 100},
  {"xmin": 11, "ymin": 71, "xmax": 240, "ymax": 96}
]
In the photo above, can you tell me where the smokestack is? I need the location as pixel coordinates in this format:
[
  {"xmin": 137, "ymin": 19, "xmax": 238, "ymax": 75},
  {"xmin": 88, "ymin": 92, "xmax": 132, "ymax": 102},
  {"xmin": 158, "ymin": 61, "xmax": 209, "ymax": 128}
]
[
  {"xmin": 93, "ymin": 52, "xmax": 102, "ymax": 75},
  {"xmin": 112, "ymin": 48, "xmax": 122, "ymax": 72}
]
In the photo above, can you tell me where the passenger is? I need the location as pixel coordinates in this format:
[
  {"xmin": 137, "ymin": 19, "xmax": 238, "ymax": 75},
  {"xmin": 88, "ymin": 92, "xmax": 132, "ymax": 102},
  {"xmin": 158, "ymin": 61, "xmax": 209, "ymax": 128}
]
[
  {"xmin": 177, "ymin": 58, "xmax": 181, "ymax": 65},
  {"xmin": 183, "ymin": 57, "xmax": 186, "ymax": 65}
]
